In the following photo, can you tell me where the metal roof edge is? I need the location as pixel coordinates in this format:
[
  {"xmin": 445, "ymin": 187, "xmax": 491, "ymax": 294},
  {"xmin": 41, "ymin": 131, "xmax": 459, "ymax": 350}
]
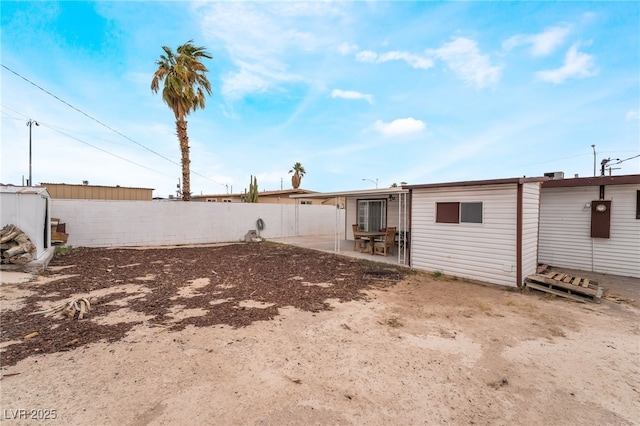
[
  {"xmin": 404, "ymin": 176, "xmax": 548, "ymax": 190},
  {"xmin": 541, "ymin": 174, "xmax": 640, "ymax": 188},
  {"xmin": 1, "ymin": 185, "xmax": 51, "ymax": 196},
  {"xmin": 194, "ymin": 189, "xmax": 319, "ymax": 198},
  {"xmin": 289, "ymin": 188, "xmax": 409, "ymax": 199}
]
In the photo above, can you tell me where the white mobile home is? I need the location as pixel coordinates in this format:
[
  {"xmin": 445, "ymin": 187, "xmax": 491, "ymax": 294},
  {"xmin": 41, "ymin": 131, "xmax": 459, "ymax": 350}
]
[{"xmin": 538, "ymin": 175, "xmax": 640, "ymax": 278}]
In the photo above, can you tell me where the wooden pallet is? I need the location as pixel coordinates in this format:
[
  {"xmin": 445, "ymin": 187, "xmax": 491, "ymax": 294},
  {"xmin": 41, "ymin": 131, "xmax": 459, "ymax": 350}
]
[{"xmin": 525, "ymin": 272, "xmax": 603, "ymax": 303}]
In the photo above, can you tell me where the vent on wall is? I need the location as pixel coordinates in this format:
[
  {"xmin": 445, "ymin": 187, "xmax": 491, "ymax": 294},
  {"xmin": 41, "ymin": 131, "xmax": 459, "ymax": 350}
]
[{"xmin": 544, "ymin": 171, "xmax": 564, "ymax": 179}]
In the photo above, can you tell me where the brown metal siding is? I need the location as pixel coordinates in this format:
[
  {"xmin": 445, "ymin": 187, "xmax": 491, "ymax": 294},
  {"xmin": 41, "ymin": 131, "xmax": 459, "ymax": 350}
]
[{"xmin": 43, "ymin": 184, "xmax": 152, "ymax": 200}]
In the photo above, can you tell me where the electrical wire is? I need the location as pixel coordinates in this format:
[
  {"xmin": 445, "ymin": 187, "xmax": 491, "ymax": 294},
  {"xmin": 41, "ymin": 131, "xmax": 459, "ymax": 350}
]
[
  {"xmin": 1, "ymin": 64, "xmax": 225, "ymax": 186},
  {"xmin": 2, "ymin": 105, "xmax": 150, "ymax": 151},
  {"xmin": 42, "ymin": 123, "xmax": 177, "ymax": 179},
  {"xmin": 611, "ymin": 154, "xmax": 640, "ymax": 165}
]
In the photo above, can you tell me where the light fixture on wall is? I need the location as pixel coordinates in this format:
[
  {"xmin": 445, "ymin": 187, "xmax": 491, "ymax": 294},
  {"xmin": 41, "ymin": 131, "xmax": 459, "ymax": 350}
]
[{"xmin": 388, "ymin": 194, "xmax": 396, "ymax": 201}]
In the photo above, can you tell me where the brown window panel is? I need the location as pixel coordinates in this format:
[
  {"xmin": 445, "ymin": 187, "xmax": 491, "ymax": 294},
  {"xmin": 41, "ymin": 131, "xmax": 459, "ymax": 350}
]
[{"xmin": 436, "ymin": 202, "xmax": 460, "ymax": 223}]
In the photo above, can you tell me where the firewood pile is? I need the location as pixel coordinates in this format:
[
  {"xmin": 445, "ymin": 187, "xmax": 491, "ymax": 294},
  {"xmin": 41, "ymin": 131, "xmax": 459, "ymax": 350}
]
[
  {"xmin": 1, "ymin": 224, "xmax": 36, "ymax": 265},
  {"xmin": 34, "ymin": 297, "xmax": 94, "ymax": 320}
]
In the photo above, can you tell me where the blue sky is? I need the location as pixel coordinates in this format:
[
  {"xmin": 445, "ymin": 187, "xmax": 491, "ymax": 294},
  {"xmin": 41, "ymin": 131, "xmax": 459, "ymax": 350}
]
[{"xmin": 1, "ymin": 1, "xmax": 638, "ymax": 198}]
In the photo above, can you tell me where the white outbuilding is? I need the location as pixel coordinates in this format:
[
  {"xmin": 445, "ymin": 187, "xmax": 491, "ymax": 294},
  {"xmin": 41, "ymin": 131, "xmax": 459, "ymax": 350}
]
[{"xmin": 1, "ymin": 185, "xmax": 54, "ymax": 269}]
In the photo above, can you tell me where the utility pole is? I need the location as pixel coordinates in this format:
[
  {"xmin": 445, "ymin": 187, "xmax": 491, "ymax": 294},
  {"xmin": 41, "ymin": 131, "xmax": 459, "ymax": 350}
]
[
  {"xmin": 26, "ymin": 119, "xmax": 39, "ymax": 186},
  {"xmin": 362, "ymin": 178, "xmax": 378, "ymax": 188},
  {"xmin": 591, "ymin": 145, "xmax": 596, "ymax": 177},
  {"xmin": 601, "ymin": 158, "xmax": 621, "ymax": 176}
]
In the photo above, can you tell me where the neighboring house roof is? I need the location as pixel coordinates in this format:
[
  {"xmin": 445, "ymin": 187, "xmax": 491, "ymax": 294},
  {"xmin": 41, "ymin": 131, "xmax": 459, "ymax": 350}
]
[
  {"xmin": 194, "ymin": 188, "xmax": 319, "ymax": 199},
  {"xmin": 541, "ymin": 174, "xmax": 640, "ymax": 188}
]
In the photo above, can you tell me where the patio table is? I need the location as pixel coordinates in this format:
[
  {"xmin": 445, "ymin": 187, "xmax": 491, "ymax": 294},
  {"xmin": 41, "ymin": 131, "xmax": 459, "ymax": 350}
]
[{"xmin": 353, "ymin": 231, "xmax": 386, "ymax": 254}]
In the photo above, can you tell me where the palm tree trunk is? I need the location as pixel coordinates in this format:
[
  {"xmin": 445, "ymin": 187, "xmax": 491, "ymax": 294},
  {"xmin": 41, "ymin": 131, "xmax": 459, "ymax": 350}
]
[
  {"xmin": 291, "ymin": 171, "xmax": 301, "ymax": 189},
  {"xmin": 176, "ymin": 118, "xmax": 191, "ymax": 201}
]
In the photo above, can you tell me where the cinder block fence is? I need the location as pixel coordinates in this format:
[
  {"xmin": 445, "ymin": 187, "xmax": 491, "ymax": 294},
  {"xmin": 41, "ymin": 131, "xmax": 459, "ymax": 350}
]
[{"xmin": 52, "ymin": 200, "xmax": 340, "ymax": 248}]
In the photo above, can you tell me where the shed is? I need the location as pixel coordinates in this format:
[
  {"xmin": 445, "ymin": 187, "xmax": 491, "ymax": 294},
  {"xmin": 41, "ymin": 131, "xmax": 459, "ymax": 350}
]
[
  {"xmin": 538, "ymin": 174, "xmax": 640, "ymax": 278},
  {"xmin": 405, "ymin": 177, "xmax": 547, "ymax": 287},
  {"xmin": 1, "ymin": 185, "xmax": 53, "ymax": 263}
]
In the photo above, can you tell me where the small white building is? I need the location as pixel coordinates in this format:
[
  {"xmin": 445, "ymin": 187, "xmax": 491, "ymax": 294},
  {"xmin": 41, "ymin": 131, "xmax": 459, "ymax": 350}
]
[
  {"xmin": 406, "ymin": 177, "xmax": 546, "ymax": 287},
  {"xmin": 0, "ymin": 185, "xmax": 53, "ymax": 264},
  {"xmin": 538, "ymin": 174, "xmax": 640, "ymax": 278}
]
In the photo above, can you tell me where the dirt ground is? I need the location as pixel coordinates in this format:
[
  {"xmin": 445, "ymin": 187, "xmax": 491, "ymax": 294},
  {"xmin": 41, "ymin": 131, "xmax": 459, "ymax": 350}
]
[{"xmin": 1, "ymin": 242, "xmax": 638, "ymax": 425}]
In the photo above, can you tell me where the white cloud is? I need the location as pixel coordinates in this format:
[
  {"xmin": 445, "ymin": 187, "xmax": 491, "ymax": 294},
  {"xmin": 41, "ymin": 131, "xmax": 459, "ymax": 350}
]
[
  {"xmin": 331, "ymin": 89, "xmax": 373, "ymax": 104},
  {"xmin": 503, "ymin": 26, "xmax": 570, "ymax": 56},
  {"xmin": 372, "ymin": 118, "xmax": 425, "ymax": 137},
  {"xmin": 428, "ymin": 37, "xmax": 501, "ymax": 89},
  {"xmin": 196, "ymin": 2, "xmax": 343, "ymax": 100},
  {"xmin": 536, "ymin": 44, "xmax": 596, "ymax": 83},
  {"xmin": 626, "ymin": 109, "xmax": 640, "ymax": 121},
  {"xmin": 338, "ymin": 42, "xmax": 358, "ymax": 55},
  {"xmin": 355, "ymin": 50, "xmax": 378, "ymax": 63},
  {"xmin": 355, "ymin": 50, "xmax": 433, "ymax": 70}
]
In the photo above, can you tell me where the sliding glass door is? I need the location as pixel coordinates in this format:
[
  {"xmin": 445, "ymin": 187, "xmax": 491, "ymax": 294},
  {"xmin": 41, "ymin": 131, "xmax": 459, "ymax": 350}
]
[{"xmin": 358, "ymin": 199, "xmax": 387, "ymax": 232}]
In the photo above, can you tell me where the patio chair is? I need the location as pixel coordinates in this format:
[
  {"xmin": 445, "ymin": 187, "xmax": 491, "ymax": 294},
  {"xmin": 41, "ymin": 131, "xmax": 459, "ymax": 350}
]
[
  {"xmin": 352, "ymin": 224, "xmax": 368, "ymax": 251},
  {"xmin": 374, "ymin": 227, "xmax": 396, "ymax": 256}
]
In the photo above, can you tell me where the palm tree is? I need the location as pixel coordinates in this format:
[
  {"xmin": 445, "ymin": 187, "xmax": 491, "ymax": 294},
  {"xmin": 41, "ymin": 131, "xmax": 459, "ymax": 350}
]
[
  {"xmin": 289, "ymin": 162, "xmax": 306, "ymax": 189},
  {"xmin": 151, "ymin": 40, "xmax": 212, "ymax": 201}
]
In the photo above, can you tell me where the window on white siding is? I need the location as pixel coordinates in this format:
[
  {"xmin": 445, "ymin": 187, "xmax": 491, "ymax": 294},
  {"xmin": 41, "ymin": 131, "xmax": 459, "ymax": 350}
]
[
  {"xmin": 461, "ymin": 202, "xmax": 483, "ymax": 223},
  {"xmin": 436, "ymin": 201, "xmax": 483, "ymax": 224},
  {"xmin": 206, "ymin": 198, "xmax": 217, "ymax": 202},
  {"xmin": 436, "ymin": 202, "xmax": 459, "ymax": 223},
  {"xmin": 300, "ymin": 201, "xmax": 312, "ymax": 205},
  {"xmin": 222, "ymin": 198, "xmax": 232, "ymax": 203}
]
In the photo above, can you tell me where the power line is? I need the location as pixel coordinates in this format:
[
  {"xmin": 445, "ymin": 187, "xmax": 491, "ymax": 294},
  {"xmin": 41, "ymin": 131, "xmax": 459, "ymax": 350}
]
[
  {"xmin": 43, "ymin": 123, "xmax": 177, "ymax": 179},
  {"xmin": 611, "ymin": 154, "xmax": 640, "ymax": 165},
  {"xmin": 1, "ymin": 64, "xmax": 225, "ymax": 187},
  {"xmin": 3, "ymin": 106, "xmax": 174, "ymax": 178},
  {"xmin": 2, "ymin": 105, "xmax": 150, "ymax": 151},
  {"xmin": 1, "ymin": 64, "xmax": 178, "ymax": 162}
]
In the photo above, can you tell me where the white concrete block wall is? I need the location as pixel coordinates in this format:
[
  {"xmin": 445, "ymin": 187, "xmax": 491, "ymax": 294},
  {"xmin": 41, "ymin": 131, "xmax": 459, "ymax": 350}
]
[{"xmin": 52, "ymin": 200, "xmax": 340, "ymax": 248}]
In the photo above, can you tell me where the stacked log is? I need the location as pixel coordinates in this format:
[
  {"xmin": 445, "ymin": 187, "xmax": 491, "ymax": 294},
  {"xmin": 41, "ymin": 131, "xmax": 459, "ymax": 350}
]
[{"xmin": 0, "ymin": 224, "xmax": 36, "ymax": 265}]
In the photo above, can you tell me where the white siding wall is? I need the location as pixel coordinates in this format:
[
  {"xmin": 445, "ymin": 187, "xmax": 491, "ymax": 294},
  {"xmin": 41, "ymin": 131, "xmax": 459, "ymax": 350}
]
[
  {"xmin": 539, "ymin": 185, "xmax": 640, "ymax": 278},
  {"xmin": 411, "ymin": 184, "xmax": 519, "ymax": 287},
  {"xmin": 521, "ymin": 182, "xmax": 542, "ymax": 280},
  {"xmin": 387, "ymin": 197, "xmax": 400, "ymax": 231},
  {"xmin": 346, "ymin": 197, "xmax": 358, "ymax": 239},
  {"xmin": 538, "ymin": 187, "xmax": 597, "ymax": 271},
  {"xmin": 52, "ymin": 200, "xmax": 338, "ymax": 248}
]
